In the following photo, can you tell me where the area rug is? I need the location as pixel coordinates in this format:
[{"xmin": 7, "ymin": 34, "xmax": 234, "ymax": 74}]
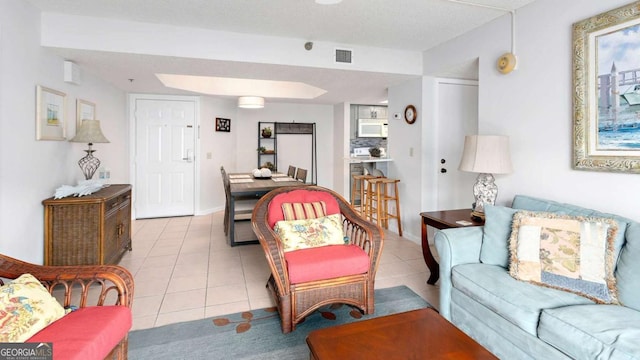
[{"xmin": 129, "ymin": 285, "xmax": 430, "ymax": 360}]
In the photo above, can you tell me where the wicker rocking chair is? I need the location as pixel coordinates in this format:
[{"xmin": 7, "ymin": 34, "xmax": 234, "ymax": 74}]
[
  {"xmin": 0, "ymin": 253, "xmax": 134, "ymax": 359},
  {"xmin": 252, "ymin": 186, "xmax": 384, "ymax": 333}
]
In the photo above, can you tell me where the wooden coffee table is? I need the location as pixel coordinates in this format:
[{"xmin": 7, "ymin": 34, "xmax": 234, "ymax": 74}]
[{"xmin": 306, "ymin": 308, "xmax": 497, "ymax": 360}]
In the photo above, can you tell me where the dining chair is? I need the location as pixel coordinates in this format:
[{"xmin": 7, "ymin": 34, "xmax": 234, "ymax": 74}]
[
  {"xmin": 251, "ymin": 185, "xmax": 384, "ymax": 333},
  {"xmin": 220, "ymin": 166, "xmax": 255, "ymax": 235},
  {"xmin": 295, "ymin": 168, "xmax": 308, "ymax": 183},
  {"xmin": 287, "ymin": 165, "xmax": 296, "ymax": 178}
]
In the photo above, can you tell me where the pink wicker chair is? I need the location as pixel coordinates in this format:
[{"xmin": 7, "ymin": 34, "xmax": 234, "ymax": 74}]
[
  {"xmin": 251, "ymin": 186, "xmax": 384, "ymax": 333},
  {"xmin": 0, "ymin": 254, "xmax": 134, "ymax": 359}
]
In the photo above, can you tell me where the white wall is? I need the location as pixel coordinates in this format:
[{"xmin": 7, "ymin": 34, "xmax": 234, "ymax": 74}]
[
  {"xmin": 234, "ymin": 103, "xmax": 335, "ymax": 187},
  {"xmin": 198, "ymin": 97, "xmax": 238, "ymax": 214},
  {"xmin": 0, "ymin": 0, "xmax": 128, "ymax": 263},
  {"xmin": 333, "ymin": 103, "xmax": 351, "ymax": 197},
  {"xmin": 40, "ymin": 13, "xmax": 423, "ymax": 76},
  {"xmin": 421, "ymin": 0, "xmax": 639, "ymax": 222},
  {"xmin": 387, "ymin": 78, "xmax": 424, "ymax": 241}
]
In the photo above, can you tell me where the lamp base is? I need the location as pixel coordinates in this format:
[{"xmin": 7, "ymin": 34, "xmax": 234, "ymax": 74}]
[
  {"xmin": 78, "ymin": 143, "xmax": 101, "ymax": 180},
  {"xmin": 471, "ymin": 173, "xmax": 498, "ymax": 215},
  {"xmin": 470, "ymin": 210, "xmax": 486, "ymax": 222}
]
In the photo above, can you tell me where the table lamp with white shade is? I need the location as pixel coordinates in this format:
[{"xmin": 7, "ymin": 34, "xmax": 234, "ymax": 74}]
[{"xmin": 458, "ymin": 135, "xmax": 513, "ymax": 220}]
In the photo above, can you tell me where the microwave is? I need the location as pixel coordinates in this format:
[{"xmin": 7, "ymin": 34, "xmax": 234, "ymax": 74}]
[{"xmin": 358, "ymin": 118, "xmax": 388, "ymax": 138}]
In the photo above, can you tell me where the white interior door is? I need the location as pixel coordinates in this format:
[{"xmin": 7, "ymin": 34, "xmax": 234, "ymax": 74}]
[
  {"xmin": 436, "ymin": 80, "xmax": 479, "ymax": 210},
  {"xmin": 134, "ymin": 98, "xmax": 196, "ymax": 218}
]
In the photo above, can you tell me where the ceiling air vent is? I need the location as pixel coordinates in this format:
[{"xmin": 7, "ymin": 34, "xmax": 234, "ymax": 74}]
[{"xmin": 335, "ymin": 49, "xmax": 352, "ymax": 64}]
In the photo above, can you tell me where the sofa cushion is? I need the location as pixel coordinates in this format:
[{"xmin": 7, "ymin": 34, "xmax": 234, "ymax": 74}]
[
  {"xmin": 452, "ymin": 263, "xmax": 593, "ymax": 336},
  {"xmin": 509, "ymin": 211, "xmax": 619, "ymax": 304},
  {"xmin": 616, "ymin": 221, "xmax": 640, "ymax": 311},
  {"xmin": 274, "ymin": 214, "xmax": 346, "ymax": 252},
  {"xmin": 0, "ymin": 273, "xmax": 67, "ymax": 342},
  {"xmin": 538, "ymin": 304, "xmax": 640, "ymax": 359},
  {"xmin": 285, "ymin": 245, "xmax": 370, "ymax": 284},
  {"xmin": 27, "ymin": 306, "xmax": 132, "ymax": 360},
  {"xmin": 480, "ymin": 204, "xmax": 518, "ymax": 268}
]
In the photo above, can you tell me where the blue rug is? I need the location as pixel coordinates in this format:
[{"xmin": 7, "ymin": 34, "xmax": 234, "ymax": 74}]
[{"xmin": 129, "ymin": 285, "xmax": 430, "ymax": 360}]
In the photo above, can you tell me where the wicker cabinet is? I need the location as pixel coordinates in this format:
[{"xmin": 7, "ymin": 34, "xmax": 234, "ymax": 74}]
[{"xmin": 43, "ymin": 184, "xmax": 132, "ymax": 266}]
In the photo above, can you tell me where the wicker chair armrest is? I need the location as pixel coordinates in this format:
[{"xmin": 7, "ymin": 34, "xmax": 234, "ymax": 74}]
[
  {"xmin": 252, "ymin": 195, "xmax": 290, "ymax": 294},
  {"xmin": 337, "ymin": 199, "xmax": 384, "ymax": 270},
  {"xmin": 0, "ymin": 254, "xmax": 134, "ymax": 308}
]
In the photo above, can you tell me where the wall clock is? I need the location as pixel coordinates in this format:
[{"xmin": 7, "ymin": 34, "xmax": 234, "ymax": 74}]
[
  {"xmin": 215, "ymin": 117, "xmax": 231, "ymax": 132},
  {"xmin": 404, "ymin": 105, "xmax": 417, "ymax": 124}
]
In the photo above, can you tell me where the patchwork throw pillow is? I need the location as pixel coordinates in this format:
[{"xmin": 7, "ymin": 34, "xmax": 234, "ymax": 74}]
[
  {"xmin": 282, "ymin": 201, "xmax": 327, "ymax": 221},
  {"xmin": 509, "ymin": 211, "xmax": 619, "ymax": 304},
  {"xmin": 0, "ymin": 273, "xmax": 67, "ymax": 342},
  {"xmin": 274, "ymin": 214, "xmax": 345, "ymax": 252}
]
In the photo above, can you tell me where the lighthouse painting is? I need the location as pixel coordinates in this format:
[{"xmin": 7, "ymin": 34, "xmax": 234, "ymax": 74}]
[
  {"xmin": 596, "ymin": 23, "xmax": 640, "ymax": 150},
  {"xmin": 573, "ymin": 2, "xmax": 640, "ymax": 173}
]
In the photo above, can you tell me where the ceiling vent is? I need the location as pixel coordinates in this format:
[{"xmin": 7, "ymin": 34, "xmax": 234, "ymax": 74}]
[{"xmin": 335, "ymin": 49, "xmax": 352, "ymax": 64}]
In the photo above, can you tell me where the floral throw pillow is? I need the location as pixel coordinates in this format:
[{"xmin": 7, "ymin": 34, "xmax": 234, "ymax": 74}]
[
  {"xmin": 0, "ymin": 273, "xmax": 67, "ymax": 342},
  {"xmin": 509, "ymin": 211, "xmax": 619, "ymax": 304},
  {"xmin": 274, "ymin": 214, "xmax": 346, "ymax": 252}
]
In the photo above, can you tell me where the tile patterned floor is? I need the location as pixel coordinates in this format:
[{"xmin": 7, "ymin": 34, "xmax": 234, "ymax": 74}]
[{"xmin": 118, "ymin": 212, "xmax": 440, "ymax": 330}]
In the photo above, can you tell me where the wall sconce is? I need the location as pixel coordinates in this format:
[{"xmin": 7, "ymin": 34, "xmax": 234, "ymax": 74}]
[{"xmin": 69, "ymin": 120, "xmax": 110, "ymax": 180}]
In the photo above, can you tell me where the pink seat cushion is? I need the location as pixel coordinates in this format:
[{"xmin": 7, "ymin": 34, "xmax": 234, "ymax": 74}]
[
  {"xmin": 27, "ymin": 306, "xmax": 132, "ymax": 360},
  {"xmin": 285, "ymin": 245, "xmax": 370, "ymax": 284},
  {"xmin": 268, "ymin": 189, "xmax": 340, "ymax": 228}
]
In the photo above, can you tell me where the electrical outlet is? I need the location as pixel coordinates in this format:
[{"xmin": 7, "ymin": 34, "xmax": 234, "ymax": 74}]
[{"xmin": 206, "ymin": 152, "xmax": 212, "ymax": 159}]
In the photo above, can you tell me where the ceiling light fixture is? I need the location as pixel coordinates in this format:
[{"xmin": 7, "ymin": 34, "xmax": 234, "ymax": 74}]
[
  {"xmin": 315, "ymin": 0, "xmax": 342, "ymax": 4},
  {"xmin": 238, "ymin": 96, "xmax": 265, "ymax": 109}
]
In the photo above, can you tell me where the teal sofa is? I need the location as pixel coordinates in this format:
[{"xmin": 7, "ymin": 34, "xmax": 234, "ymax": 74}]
[{"xmin": 435, "ymin": 195, "xmax": 640, "ymax": 359}]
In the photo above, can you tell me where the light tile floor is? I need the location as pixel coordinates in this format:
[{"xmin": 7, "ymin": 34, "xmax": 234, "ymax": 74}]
[{"xmin": 118, "ymin": 211, "xmax": 440, "ymax": 330}]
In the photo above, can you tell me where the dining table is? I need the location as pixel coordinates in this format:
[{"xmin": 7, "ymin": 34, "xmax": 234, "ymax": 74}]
[{"xmin": 227, "ymin": 172, "xmax": 306, "ymax": 246}]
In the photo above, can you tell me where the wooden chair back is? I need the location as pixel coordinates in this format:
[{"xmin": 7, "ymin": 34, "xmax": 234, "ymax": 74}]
[
  {"xmin": 287, "ymin": 165, "xmax": 296, "ymax": 178},
  {"xmin": 295, "ymin": 168, "xmax": 308, "ymax": 183}
]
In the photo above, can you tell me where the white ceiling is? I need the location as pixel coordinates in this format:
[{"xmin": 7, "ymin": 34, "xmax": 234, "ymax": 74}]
[{"xmin": 26, "ymin": 0, "xmax": 535, "ymax": 105}]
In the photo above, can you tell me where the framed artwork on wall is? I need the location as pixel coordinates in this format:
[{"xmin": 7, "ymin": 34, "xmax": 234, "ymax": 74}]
[
  {"xmin": 36, "ymin": 85, "xmax": 67, "ymax": 141},
  {"xmin": 76, "ymin": 99, "xmax": 96, "ymax": 129},
  {"xmin": 573, "ymin": 2, "xmax": 640, "ymax": 173},
  {"xmin": 216, "ymin": 117, "xmax": 231, "ymax": 132}
]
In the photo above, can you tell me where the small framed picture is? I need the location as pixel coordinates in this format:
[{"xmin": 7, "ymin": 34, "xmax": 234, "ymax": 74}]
[
  {"xmin": 216, "ymin": 117, "xmax": 231, "ymax": 132},
  {"xmin": 36, "ymin": 85, "xmax": 67, "ymax": 141},
  {"xmin": 76, "ymin": 99, "xmax": 96, "ymax": 129}
]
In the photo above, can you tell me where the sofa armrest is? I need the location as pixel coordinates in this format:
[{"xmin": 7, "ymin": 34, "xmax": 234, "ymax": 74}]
[{"xmin": 435, "ymin": 226, "xmax": 483, "ymax": 320}]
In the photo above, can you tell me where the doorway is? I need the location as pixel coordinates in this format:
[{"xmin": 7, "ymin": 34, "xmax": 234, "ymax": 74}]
[{"xmin": 130, "ymin": 95, "xmax": 199, "ymax": 219}]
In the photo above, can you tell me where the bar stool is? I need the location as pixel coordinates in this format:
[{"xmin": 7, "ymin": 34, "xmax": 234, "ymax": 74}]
[
  {"xmin": 366, "ymin": 177, "xmax": 402, "ymax": 236},
  {"xmin": 351, "ymin": 174, "xmax": 377, "ymax": 215}
]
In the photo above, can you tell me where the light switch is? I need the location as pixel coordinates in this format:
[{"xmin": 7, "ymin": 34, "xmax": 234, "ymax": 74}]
[
  {"xmin": 206, "ymin": 152, "xmax": 212, "ymax": 159},
  {"xmin": 409, "ymin": 147, "xmax": 414, "ymax": 157}
]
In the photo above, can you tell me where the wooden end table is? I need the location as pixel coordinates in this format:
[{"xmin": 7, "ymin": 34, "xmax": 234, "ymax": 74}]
[
  {"xmin": 306, "ymin": 308, "xmax": 497, "ymax": 360},
  {"xmin": 421, "ymin": 209, "xmax": 484, "ymax": 285}
]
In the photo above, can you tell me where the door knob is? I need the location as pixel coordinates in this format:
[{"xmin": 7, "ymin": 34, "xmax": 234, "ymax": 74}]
[
  {"xmin": 440, "ymin": 168, "xmax": 447, "ymax": 173},
  {"xmin": 441, "ymin": 159, "xmax": 446, "ymax": 164}
]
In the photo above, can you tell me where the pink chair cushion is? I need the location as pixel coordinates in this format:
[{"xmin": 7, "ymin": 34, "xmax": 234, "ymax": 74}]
[
  {"xmin": 268, "ymin": 189, "xmax": 340, "ymax": 228},
  {"xmin": 285, "ymin": 245, "xmax": 370, "ymax": 284},
  {"xmin": 27, "ymin": 306, "xmax": 132, "ymax": 360}
]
